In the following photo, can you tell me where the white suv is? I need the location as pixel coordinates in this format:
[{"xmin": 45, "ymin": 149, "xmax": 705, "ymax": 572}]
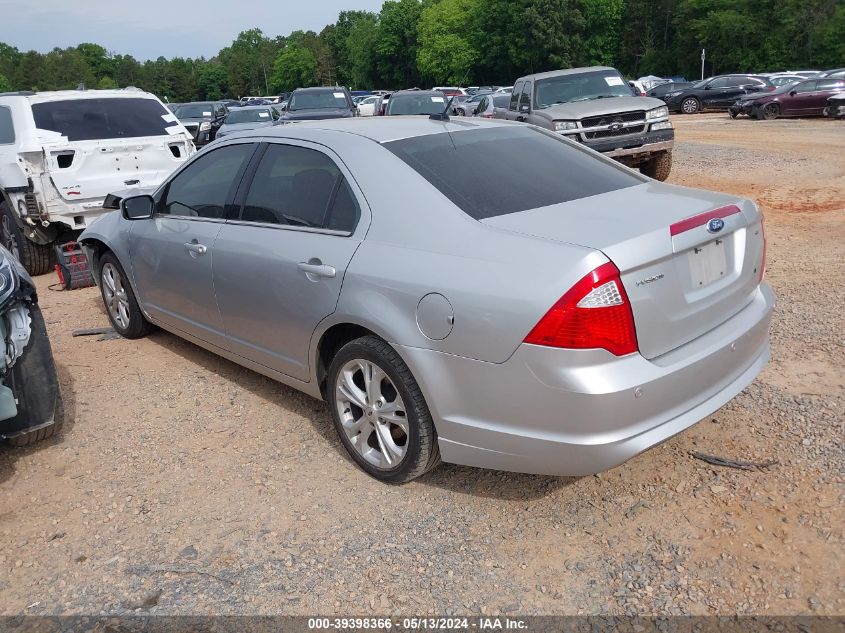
[{"xmin": 0, "ymin": 88, "xmax": 195, "ymax": 274}]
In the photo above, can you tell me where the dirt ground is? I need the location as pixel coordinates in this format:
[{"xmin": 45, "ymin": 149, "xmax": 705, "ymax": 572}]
[{"xmin": 0, "ymin": 113, "xmax": 842, "ymax": 616}]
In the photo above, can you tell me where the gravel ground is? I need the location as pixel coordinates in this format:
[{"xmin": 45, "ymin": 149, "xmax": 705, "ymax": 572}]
[{"xmin": 0, "ymin": 113, "xmax": 842, "ymax": 616}]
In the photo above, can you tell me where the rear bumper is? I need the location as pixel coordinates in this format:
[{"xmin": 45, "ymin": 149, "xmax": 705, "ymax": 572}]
[{"xmin": 400, "ymin": 284, "xmax": 774, "ymax": 476}]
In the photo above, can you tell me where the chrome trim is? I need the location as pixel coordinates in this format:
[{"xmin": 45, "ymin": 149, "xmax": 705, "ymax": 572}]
[
  {"xmin": 152, "ymin": 214, "xmax": 226, "ymax": 224},
  {"xmin": 577, "ymin": 119, "xmax": 646, "ymax": 134},
  {"xmin": 603, "ymin": 140, "xmax": 674, "ymax": 158},
  {"xmin": 225, "ymin": 219, "xmax": 353, "ymax": 237}
]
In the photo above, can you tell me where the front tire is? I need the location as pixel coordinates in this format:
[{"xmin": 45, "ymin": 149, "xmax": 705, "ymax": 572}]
[
  {"xmin": 681, "ymin": 97, "xmax": 700, "ymax": 114},
  {"xmin": 328, "ymin": 336, "xmax": 440, "ymax": 483},
  {"xmin": 761, "ymin": 103, "xmax": 780, "ymax": 120},
  {"xmin": 0, "ymin": 202, "xmax": 52, "ymax": 276},
  {"xmin": 641, "ymin": 151, "xmax": 673, "ymax": 181},
  {"xmin": 98, "ymin": 252, "xmax": 153, "ymax": 339}
]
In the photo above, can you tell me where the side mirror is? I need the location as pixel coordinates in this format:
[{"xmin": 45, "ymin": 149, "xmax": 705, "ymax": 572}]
[
  {"xmin": 121, "ymin": 195, "xmax": 155, "ymax": 220},
  {"xmin": 789, "ymin": 90, "xmax": 797, "ymax": 96},
  {"xmin": 520, "ymin": 103, "xmax": 530, "ymax": 113},
  {"xmin": 704, "ymin": 85, "xmax": 712, "ymax": 90}
]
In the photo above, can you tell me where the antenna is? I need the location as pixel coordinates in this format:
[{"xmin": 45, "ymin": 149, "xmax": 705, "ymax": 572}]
[{"xmin": 429, "ymin": 95, "xmax": 453, "ymax": 121}]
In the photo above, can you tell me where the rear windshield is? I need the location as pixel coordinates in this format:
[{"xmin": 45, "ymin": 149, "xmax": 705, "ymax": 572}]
[
  {"xmin": 32, "ymin": 98, "xmax": 177, "ymax": 141},
  {"xmin": 387, "ymin": 93, "xmax": 447, "ymax": 115},
  {"xmin": 226, "ymin": 108, "xmax": 273, "ymax": 123},
  {"xmin": 288, "ymin": 90, "xmax": 349, "ymax": 111},
  {"xmin": 383, "ymin": 126, "xmax": 642, "ymax": 220}
]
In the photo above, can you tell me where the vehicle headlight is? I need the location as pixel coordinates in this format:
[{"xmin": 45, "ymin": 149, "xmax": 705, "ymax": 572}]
[
  {"xmin": 646, "ymin": 106, "xmax": 669, "ymax": 121},
  {"xmin": 554, "ymin": 120, "xmax": 578, "ymax": 132},
  {"xmin": 199, "ymin": 121, "xmax": 211, "ymax": 132}
]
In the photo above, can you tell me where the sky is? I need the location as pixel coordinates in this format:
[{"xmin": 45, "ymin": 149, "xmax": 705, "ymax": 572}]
[{"xmin": 0, "ymin": 0, "xmax": 385, "ymax": 60}]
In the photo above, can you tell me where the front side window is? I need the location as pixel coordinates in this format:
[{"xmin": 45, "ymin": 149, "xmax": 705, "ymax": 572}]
[
  {"xmin": 384, "ymin": 126, "xmax": 642, "ymax": 220},
  {"xmin": 32, "ymin": 98, "xmax": 178, "ymax": 141},
  {"xmin": 241, "ymin": 144, "xmax": 359, "ymax": 233},
  {"xmin": 794, "ymin": 81, "xmax": 817, "ymax": 93},
  {"xmin": 162, "ymin": 144, "xmax": 254, "ymax": 219},
  {"xmin": 0, "ymin": 106, "xmax": 14, "ymax": 144}
]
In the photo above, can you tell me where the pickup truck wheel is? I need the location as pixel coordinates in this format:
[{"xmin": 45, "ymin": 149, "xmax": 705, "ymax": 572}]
[
  {"xmin": 455, "ymin": 108, "xmax": 466, "ymax": 116},
  {"xmin": 681, "ymin": 97, "xmax": 700, "ymax": 114},
  {"xmin": 642, "ymin": 151, "xmax": 673, "ymax": 181},
  {"xmin": 0, "ymin": 203, "xmax": 52, "ymax": 276},
  {"xmin": 98, "ymin": 252, "xmax": 153, "ymax": 339}
]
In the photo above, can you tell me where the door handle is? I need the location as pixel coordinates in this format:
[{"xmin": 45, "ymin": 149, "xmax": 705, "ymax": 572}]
[
  {"xmin": 297, "ymin": 261, "xmax": 336, "ymax": 279},
  {"xmin": 184, "ymin": 241, "xmax": 208, "ymax": 256}
]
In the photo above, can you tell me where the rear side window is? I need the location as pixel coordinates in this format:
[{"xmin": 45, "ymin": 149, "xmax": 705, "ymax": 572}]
[
  {"xmin": 0, "ymin": 106, "xmax": 13, "ymax": 144},
  {"xmin": 384, "ymin": 126, "xmax": 642, "ymax": 220},
  {"xmin": 241, "ymin": 143, "xmax": 359, "ymax": 233},
  {"xmin": 31, "ymin": 98, "xmax": 179, "ymax": 141}
]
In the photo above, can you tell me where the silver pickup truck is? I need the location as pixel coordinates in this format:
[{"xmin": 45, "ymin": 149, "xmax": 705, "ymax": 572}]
[{"xmin": 495, "ymin": 66, "xmax": 674, "ymax": 180}]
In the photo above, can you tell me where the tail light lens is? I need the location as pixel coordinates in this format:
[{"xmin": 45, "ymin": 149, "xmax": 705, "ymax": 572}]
[
  {"xmin": 524, "ymin": 262, "xmax": 638, "ymax": 356},
  {"xmin": 483, "ymin": 113, "xmax": 493, "ymax": 118}
]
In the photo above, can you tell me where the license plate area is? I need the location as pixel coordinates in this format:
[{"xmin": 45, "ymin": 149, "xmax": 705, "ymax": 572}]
[{"xmin": 688, "ymin": 238, "xmax": 727, "ymax": 287}]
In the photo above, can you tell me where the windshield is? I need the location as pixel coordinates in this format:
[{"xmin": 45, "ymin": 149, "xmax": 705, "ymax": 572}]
[
  {"xmin": 225, "ymin": 109, "xmax": 273, "ymax": 124},
  {"xmin": 387, "ymin": 93, "xmax": 447, "ymax": 115},
  {"xmin": 174, "ymin": 103, "xmax": 215, "ymax": 118},
  {"xmin": 288, "ymin": 90, "xmax": 348, "ymax": 111},
  {"xmin": 535, "ymin": 70, "xmax": 634, "ymax": 108},
  {"xmin": 31, "ymin": 97, "xmax": 179, "ymax": 141}
]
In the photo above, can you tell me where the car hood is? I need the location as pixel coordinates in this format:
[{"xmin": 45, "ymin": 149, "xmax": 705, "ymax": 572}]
[
  {"xmin": 282, "ymin": 109, "xmax": 353, "ymax": 121},
  {"xmin": 535, "ymin": 96, "xmax": 664, "ymax": 119}
]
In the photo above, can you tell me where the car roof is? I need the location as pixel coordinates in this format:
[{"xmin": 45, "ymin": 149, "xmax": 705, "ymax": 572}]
[
  {"xmin": 391, "ymin": 90, "xmax": 444, "ymax": 97},
  {"xmin": 231, "ymin": 116, "xmax": 514, "ymax": 144},
  {"xmin": 520, "ymin": 66, "xmax": 617, "ymax": 82},
  {"xmin": 293, "ymin": 87, "xmax": 346, "ymax": 93},
  {"xmin": 236, "ymin": 104, "xmax": 276, "ymax": 110},
  {"xmin": 0, "ymin": 88, "xmax": 159, "ymax": 104}
]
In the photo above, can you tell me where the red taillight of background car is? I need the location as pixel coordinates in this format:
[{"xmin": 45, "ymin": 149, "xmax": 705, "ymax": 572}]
[
  {"xmin": 483, "ymin": 113, "xmax": 493, "ymax": 118},
  {"xmin": 524, "ymin": 262, "xmax": 638, "ymax": 356}
]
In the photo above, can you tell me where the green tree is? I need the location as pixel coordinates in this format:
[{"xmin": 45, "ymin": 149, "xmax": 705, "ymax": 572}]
[
  {"xmin": 218, "ymin": 29, "xmax": 280, "ymax": 97},
  {"xmin": 417, "ymin": 0, "xmax": 480, "ymax": 85},
  {"xmin": 198, "ymin": 64, "xmax": 228, "ymax": 99},
  {"xmin": 271, "ymin": 45, "xmax": 318, "ymax": 92},
  {"xmin": 97, "ymin": 76, "xmax": 118, "ymax": 89},
  {"xmin": 376, "ymin": 0, "xmax": 425, "ymax": 87},
  {"xmin": 0, "ymin": 73, "xmax": 10, "ymax": 92},
  {"xmin": 346, "ymin": 14, "xmax": 380, "ymax": 88}
]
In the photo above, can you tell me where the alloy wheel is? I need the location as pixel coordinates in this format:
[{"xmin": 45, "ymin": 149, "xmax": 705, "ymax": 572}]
[
  {"xmin": 682, "ymin": 98, "xmax": 698, "ymax": 114},
  {"xmin": 101, "ymin": 262, "xmax": 131, "ymax": 329},
  {"xmin": 335, "ymin": 358, "xmax": 409, "ymax": 470},
  {"xmin": 1, "ymin": 214, "xmax": 20, "ymax": 261}
]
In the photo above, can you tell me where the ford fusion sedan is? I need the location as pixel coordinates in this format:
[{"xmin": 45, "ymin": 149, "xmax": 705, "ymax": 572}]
[{"xmin": 80, "ymin": 118, "xmax": 773, "ymax": 483}]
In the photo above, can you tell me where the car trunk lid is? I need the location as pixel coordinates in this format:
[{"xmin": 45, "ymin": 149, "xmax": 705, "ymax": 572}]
[{"xmin": 482, "ymin": 182, "xmax": 765, "ymax": 359}]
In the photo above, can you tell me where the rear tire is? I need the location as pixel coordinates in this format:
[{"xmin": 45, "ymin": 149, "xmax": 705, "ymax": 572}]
[
  {"xmin": 456, "ymin": 108, "xmax": 466, "ymax": 116},
  {"xmin": 97, "ymin": 252, "xmax": 153, "ymax": 339},
  {"xmin": 641, "ymin": 151, "xmax": 673, "ymax": 181},
  {"xmin": 0, "ymin": 202, "xmax": 52, "ymax": 276},
  {"xmin": 327, "ymin": 335, "xmax": 440, "ymax": 483},
  {"xmin": 6, "ymin": 393, "xmax": 64, "ymax": 447},
  {"xmin": 681, "ymin": 97, "xmax": 700, "ymax": 114}
]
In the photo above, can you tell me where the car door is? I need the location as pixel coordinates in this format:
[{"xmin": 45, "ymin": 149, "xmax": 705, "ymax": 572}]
[
  {"xmin": 701, "ymin": 77, "xmax": 730, "ymax": 107},
  {"xmin": 784, "ymin": 80, "xmax": 818, "ymax": 114},
  {"xmin": 213, "ymin": 141, "xmax": 368, "ymax": 381},
  {"xmin": 128, "ymin": 142, "xmax": 255, "ymax": 349},
  {"xmin": 809, "ymin": 79, "xmax": 845, "ymax": 114}
]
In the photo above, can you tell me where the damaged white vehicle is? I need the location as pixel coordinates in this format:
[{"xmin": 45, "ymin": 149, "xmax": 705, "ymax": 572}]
[{"xmin": 0, "ymin": 88, "xmax": 195, "ymax": 274}]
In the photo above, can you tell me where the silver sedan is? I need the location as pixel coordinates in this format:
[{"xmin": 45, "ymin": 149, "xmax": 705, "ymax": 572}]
[{"xmin": 80, "ymin": 118, "xmax": 774, "ymax": 483}]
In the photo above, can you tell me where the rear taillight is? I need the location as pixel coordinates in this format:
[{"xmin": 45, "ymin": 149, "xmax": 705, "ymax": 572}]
[
  {"xmin": 524, "ymin": 262, "xmax": 638, "ymax": 356},
  {"xmin": 758, "ymin": 218, "xmax": 767, "ymax": 282},
  {"xmin": 483, "ymin": 113, "xmax": 493, "ymax": 118}
]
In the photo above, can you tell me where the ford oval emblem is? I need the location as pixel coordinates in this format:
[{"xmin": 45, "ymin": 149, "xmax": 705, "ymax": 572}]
[{"xmin": 707, "ymin": 218, "xmax": 725, "ymax": 233}]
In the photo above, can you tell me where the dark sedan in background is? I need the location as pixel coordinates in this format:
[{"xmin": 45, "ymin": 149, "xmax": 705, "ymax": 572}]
[
  {"xmin": 173, "ymin": 101, "xmax": 229, "ymax": 146},
  {"xmin": 278, "ymin": 87, "xmax": 357, "ymax": 122},
  {"xmin": 664, "ymin": 75, "xmax": 775, "ymax": 114},
  {"xmin": 742, "ymin": 78, "xmax": 845, "ymax": 119}
]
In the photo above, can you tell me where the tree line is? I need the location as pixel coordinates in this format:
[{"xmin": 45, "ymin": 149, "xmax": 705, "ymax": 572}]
[{"xmin": 1, "ymin": 0, "xmax": 842, "ymax": 101}]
